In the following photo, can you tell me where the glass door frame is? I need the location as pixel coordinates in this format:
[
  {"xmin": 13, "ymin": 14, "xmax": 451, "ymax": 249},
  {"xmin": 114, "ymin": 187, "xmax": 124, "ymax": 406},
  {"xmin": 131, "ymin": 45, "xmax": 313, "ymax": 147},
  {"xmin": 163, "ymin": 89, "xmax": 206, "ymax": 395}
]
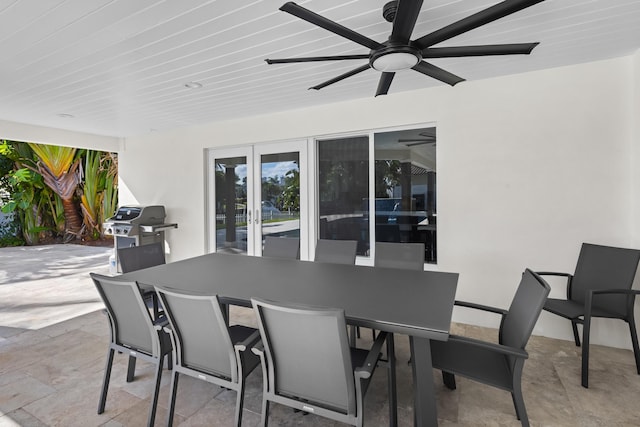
[
  {"xmin": 253, "ymin": 140, "xmax": 309, "ymax": 259},
  {"xmin": 207, "ymin": 146, "xmax": 255, "ymax": 255},
  {"xmin": 207, "ymin": 140, "xmax": 308, "ymax": 258}
]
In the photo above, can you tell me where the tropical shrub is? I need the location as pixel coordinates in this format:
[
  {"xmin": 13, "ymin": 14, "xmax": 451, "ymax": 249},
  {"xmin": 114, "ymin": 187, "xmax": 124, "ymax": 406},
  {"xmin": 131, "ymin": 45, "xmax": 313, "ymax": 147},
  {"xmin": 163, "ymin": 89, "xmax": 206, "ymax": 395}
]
[{"xmin": 0, "ymin": 139, "xmax": 117, "ymax": 245}]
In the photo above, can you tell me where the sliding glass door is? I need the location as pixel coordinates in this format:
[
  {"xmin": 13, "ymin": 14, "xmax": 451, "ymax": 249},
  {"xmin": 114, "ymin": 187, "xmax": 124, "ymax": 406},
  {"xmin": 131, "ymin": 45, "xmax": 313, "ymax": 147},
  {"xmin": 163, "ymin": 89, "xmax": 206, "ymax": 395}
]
[{"xmin": 207, "ymin": 124, "xmax": 436, "ymax": 264}]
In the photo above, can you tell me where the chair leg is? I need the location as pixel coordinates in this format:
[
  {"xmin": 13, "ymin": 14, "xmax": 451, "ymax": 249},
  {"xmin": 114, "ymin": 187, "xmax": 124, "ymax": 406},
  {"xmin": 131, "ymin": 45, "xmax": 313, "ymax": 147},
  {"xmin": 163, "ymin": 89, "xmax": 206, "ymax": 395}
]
[
  {"xmin": 442, "ymin": 371, "xmax": 456, "ymax": 390},
  {"xmin": 166, "ymin": 370, "xmax": 180, "ymax": 427},
  {"xmin": 261, "ymin": 399, "xmax": 270, "ymax": 427},
  {"xmin": 147, "ymin": 356, "xmax": 165, "ymax": 427},
  {"xmin": 349, "ymin": 325, "xmax": 357, "ymax": 347},
  {"xmin": 98, "ymin": 348, "xmax": 115, "ymax": 414},
  {"xmin": 571, "ymin": 320, "xmax": 581, "ymax": 347},
  {"xmin": 511, "ymin": 361, "xmax": 529, "ymax": 426},
  {"xmin": 511, "ymin": 388, "xmax": 529, "ymax": 427},
  {"xmin": 581, "ymin": 315, "xmax": 591, "ymax": 388},
  {"xmin": 628, "ymin": 318, "xmax": 640, "ymax": 375},
  {"xmin": 126, "ymin": 355, "xmax": 136, "ymax": 382},
  {"xmin": 152, "ymin": 293, "xmax": 161, "ymax": 319},
  {"xmin": 234, "ymin": 382, "xmax": 245, "ymax": 427}
]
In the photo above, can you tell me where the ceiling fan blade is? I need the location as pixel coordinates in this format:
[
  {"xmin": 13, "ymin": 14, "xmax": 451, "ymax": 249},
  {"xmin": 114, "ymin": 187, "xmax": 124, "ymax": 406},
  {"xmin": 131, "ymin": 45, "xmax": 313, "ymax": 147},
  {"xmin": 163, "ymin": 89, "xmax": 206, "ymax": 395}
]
[
  {"xmin": 399, "ymin": 138, "xmax": 436, "ymax": 142},
  {"xmin": 390, "ymin": 0, "xmax": 424, "ymax": 43},
  {"xmin": 309, "ymin": 64, "xmax": 371, "ymax": 90},
  {"xmin": 266, "ymin": 54, "xmax": 369, "ymax": 64},
  {"xmin": 423, "ymin": 42, "xmax": 539, "ymax": 58},
  {"xmin": 375, "ymin": 72, "xmax": 395, "ymax": 97},
  {"xmin": 413, "ymin": 0, "xmax": 545, "ymax": 50},
  {"xmin": 403, "ymin": 141, "xmax": 436, "ymax": 146},
  {"xmin": 281, "ymin": 2, "xmax": 383, "ymax": 51},
  {"xmin": 412, "ymin": 61, "xmax": 465, "ymax": 86}
]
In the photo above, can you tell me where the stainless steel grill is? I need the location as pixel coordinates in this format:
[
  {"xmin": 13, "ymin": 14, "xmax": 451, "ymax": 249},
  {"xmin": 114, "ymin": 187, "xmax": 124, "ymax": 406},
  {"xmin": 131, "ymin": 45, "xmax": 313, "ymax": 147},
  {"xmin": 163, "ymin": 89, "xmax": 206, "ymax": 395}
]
[{"xmin": 103, "ymin": 205, "xmax": 177, "ymax": 272}]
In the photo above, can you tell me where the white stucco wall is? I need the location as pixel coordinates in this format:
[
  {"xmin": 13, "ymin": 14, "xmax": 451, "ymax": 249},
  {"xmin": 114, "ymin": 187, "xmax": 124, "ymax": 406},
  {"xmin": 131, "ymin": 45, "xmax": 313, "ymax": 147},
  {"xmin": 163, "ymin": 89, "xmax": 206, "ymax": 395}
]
[
  {"xmin": 115, "ymin": 55, "xmax": 636, "ymax": 349},
  {"xmin": 632, "ymin": 50, "xmax": 640, "ymax": 248}
]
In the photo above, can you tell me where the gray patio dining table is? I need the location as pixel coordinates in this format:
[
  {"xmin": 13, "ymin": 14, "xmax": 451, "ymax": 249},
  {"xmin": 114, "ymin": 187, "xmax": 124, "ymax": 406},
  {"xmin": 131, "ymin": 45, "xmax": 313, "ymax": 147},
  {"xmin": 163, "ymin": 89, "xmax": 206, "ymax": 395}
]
[{"xmin": 119, "ymin": 251, "xmax": 458, "ymax": 426}]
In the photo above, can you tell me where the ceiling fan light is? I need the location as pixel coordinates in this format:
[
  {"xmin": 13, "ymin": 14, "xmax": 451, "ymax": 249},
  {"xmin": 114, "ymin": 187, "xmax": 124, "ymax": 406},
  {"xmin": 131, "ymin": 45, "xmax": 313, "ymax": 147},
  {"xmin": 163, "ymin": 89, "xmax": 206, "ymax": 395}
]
[{"xmin": 371, "ymin": 51, "xmax": 420, "ymax": 72}]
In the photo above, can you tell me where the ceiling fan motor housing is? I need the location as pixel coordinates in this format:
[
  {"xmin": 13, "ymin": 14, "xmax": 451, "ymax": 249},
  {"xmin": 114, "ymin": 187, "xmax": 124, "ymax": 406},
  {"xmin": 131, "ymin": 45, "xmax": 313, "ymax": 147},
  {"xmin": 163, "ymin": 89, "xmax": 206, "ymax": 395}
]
[
  {"xmin": 370, "ymin": 43, "xmax": 422, "ymax": 72},
  {"xmin": 383, "ymin": 1, "xmax": 399, "ymax": 22}
]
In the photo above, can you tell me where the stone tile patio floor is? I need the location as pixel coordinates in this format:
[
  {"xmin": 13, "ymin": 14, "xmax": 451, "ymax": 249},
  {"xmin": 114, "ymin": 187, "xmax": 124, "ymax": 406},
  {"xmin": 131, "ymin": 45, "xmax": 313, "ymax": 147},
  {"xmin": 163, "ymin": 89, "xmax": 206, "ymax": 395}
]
[{"xmin": 1, "ymin": 244, "xmax": 639, "ymax": 426}]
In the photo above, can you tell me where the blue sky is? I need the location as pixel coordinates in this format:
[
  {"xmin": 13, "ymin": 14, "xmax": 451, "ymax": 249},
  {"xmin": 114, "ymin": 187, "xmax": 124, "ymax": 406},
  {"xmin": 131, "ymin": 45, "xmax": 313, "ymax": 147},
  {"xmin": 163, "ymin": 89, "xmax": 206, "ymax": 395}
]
[
  {"xmin": 223, "ymin": 161, "xmax": 298, "ymax": 184},
  {"xmin": 262, "ymin": 161, "xmax": 298, "ymax": 180}
]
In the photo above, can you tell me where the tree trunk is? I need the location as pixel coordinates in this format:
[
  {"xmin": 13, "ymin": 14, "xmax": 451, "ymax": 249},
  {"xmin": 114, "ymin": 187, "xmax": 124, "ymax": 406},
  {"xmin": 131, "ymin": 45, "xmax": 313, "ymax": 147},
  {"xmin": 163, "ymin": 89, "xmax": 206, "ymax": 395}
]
[{"xmin": 62, "ymin": 197, "xmax": 83, "ymax": 237}]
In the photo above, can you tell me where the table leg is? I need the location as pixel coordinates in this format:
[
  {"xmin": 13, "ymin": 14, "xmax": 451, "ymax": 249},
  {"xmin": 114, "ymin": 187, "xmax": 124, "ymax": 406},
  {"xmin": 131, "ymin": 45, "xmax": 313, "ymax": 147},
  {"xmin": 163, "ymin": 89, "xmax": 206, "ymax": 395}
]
[
  {"xmin": 410, "ymin": 336, "xmax": 438, "ymax": 427},
  {"xmin": 387, "ymin": 333, "xmax": 397, "ymax": 427}
]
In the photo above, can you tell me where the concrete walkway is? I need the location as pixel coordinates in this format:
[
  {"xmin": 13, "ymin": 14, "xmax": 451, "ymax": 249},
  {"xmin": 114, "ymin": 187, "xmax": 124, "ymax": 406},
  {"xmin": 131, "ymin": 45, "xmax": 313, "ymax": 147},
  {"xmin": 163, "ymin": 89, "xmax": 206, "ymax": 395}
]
[{"xmin": 0, "ymin": 244, "xmax": 111, "ymax": 338}]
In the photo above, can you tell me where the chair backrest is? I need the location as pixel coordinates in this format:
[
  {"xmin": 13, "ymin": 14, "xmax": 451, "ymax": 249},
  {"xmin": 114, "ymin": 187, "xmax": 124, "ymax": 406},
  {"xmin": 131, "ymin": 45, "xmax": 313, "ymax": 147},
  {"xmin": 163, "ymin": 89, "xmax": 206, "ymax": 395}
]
[
  {"xmin": 570, "ymin": 243, "xmax": 640, "ymax": 313},
  {"xmin": 500, "ymin": 269, "xmax": 551, "ymax": 350},
  {"xmin": 90, "ymin": 273, "xmax": 157, "ymax": 356},
  {"xmin": 252, "ymin": 298, "xmax": 356, "ymax": 415},
  {"xmin": 263, "ymin": 236, "xmax": 300, "ymax": 259},
  {"xmin": 155, "ymin": 288, "xmax": 239, "ymax": 382},
  {"xmin": 314, "ymin": 239, "xmax": 357, "ymax": 265},
  {"xmin": 375, "ymin": 242, "xmax": 424, "ymax": 270},
  {"xmin": 118, "ymin": 242, "xmax": 166, "ymax": 273}
]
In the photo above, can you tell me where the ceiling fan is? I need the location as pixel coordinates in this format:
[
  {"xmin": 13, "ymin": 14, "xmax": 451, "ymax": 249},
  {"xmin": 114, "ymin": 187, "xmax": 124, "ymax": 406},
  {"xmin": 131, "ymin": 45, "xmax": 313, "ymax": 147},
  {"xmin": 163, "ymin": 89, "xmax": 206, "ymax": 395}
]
[
  {"xmin": 265, "ymin": 0, "xmax": 545, "ymax": 96},
  {"xmin": 399, "ymin": 130, "xmax": 436, "ymax": 146}
]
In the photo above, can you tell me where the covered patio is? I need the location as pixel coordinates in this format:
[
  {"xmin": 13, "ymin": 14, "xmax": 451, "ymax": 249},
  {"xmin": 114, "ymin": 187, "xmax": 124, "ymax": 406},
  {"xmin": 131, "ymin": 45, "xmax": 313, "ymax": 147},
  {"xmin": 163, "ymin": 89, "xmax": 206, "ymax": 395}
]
[{"xmin": 1, "ymin": 245, "xmax": 639, "ymax": 426}]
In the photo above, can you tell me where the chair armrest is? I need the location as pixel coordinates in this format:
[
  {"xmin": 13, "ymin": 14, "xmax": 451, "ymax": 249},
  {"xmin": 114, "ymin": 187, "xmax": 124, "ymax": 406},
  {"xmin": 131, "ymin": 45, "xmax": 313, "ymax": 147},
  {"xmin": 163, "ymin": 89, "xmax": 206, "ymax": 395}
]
[
  {"xmin": 536, "ymin": 271, "xmax": 574, "ymax": 299},
  {"xmin": 454, "ymin": 300, "xmax": 508, "ymax": 316},
  {"xmin": 536, "ymin": 271, "xmax": 572, "ymax": 278},
  {"xmin": 234, "ymin": 330, "xmax": 261, "ymax": 352},
  {"xmin": 251, "ymin": 341, "xmax": 265, "ymax": 357},
  {"xmin": 355, "ymin": 331, "xmax": 388, "ymax": 380},
  {"xmin": 590, "ymin": 289, "xmax": 640, "ymax": 297},
  {"xmin": 585, "ymin": 289, "xmax": 640, "ymax": 316},
  {"xmin": 447, "ymin": 335, "xmax": 529, "ymax": 359},
  {"xmin": 153, "ymin": 317, "xmax": 169, "ymax": 330}
]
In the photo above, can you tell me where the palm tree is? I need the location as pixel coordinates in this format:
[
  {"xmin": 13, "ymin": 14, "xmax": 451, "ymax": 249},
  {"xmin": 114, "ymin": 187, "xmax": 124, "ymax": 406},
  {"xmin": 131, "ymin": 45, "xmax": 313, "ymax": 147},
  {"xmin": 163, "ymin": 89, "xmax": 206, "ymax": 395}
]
[{"xmin": 28, "ymin": 143, "xmax": 83, "ymax": 238}]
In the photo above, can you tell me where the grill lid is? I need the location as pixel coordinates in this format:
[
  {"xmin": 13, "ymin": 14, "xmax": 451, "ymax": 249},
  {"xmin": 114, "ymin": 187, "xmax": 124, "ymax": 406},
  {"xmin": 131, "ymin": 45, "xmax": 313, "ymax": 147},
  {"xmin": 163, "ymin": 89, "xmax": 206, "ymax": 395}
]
[
  {"xmin": 107, "ymin": 205, "xmax": 166, "ymax": 224},
  {"xmin": 113, "ymin": 206, "xmax": 142, "ymax": 221}
]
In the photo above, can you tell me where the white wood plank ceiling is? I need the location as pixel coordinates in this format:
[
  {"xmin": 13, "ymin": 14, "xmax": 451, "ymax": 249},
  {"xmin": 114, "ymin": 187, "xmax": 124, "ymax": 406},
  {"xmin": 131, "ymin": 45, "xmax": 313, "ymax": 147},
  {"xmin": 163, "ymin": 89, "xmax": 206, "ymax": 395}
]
[{"xmin": 0, "ymin": 0, "xmax": 638, "ymax": 138}]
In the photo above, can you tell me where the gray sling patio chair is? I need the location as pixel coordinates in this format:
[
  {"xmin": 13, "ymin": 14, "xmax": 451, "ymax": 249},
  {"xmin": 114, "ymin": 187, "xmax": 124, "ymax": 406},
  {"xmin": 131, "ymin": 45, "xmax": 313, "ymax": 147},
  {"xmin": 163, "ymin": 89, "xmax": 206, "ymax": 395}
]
[
  {"xmin": 90, "ymin": 273, "xmax": 172, "ymax": 427},
  {"xmin": 251, "ymin": 298, "xmax": 396, "ymax": 427},
  {"xmin": 374, "ymin": 242, "xmax": 425, "ymax": 270},
  {"xmin": 117, "ymin": 242, "xmax": 166, "ymax": 273},
  {"xmin": 538, "ymin": 243, "xmax": 640, "ymax": 388},
  {"xmin": 314, "ymin": 239, "xmax": 358, "ymax": 264},
  {"xmin": 262, "ymin": 236, "xmax": 300, "ymax": 259},
  {"xmin": 430, "ymin": 269, "xmax": 550, "ymax": 427},
  {"xmin": 155, "ymin": 287, "xmax": 261, "ymax": 427},
  {"xmin": 118, "ymin": 242, "xmax": 166, "ymax": 318},
  {"xmin": 372, "ymin": 242, "xmax": 424, "ymax": 360}
]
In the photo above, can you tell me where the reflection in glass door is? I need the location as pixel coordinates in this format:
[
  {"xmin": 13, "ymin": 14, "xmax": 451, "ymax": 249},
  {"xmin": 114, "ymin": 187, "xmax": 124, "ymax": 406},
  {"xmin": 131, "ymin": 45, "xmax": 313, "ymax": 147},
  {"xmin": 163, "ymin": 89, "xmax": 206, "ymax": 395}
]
[
  {"xmin": 211, "ymin": 150, "xmax": 252, "ymax": 255},
  {"xmin": 258, "ymin": 152, "xmax": 300, "ymax": 250},
  {"xmin": 208, "ymin": 141, "xmax": 306, "ymax": 257}
]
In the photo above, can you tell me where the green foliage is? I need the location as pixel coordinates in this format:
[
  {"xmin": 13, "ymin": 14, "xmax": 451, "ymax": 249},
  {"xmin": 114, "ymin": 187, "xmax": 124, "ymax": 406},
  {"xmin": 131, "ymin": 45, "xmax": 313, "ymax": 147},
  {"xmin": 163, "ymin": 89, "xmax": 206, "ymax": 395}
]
[
  {"xmin": 0, "ymin": 215, "xmax": 23, "ymax": 246},
  {"xmin": 375, "ymin": 160, "xmax": 402, "ymax": 198},
  {"xmin": 78, "ymin": 150, "xmax": 118, "ymax": 239},
  {"xmin": 80, "ymin": 150, "xmax": 102, "ymax": 239},
  {"xmin": 100, "ymin": 153, "xmax": 118, "ymax": 228},
  {"xmin": 280, "ymin": 169, "xmax": 300, "ymax": 212},
  {"xmin": 0, "ymin": 139, "xmax": 118, "ymax": 245},
  {"xmin": 0, "ymin": 141, "xmax": 49, "ymax": 244}
]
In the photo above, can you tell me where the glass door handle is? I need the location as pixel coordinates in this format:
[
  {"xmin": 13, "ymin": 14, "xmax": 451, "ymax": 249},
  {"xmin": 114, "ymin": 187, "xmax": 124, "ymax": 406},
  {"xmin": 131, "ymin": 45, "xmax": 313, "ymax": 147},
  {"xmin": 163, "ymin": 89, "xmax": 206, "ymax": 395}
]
[
  {"xmin": 247, "ymin": 210, "xmax": 252, "ymax": 224},
  {"xmin": 255, "ymin": 209, "xmax": 261, "ymax": 224}
]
